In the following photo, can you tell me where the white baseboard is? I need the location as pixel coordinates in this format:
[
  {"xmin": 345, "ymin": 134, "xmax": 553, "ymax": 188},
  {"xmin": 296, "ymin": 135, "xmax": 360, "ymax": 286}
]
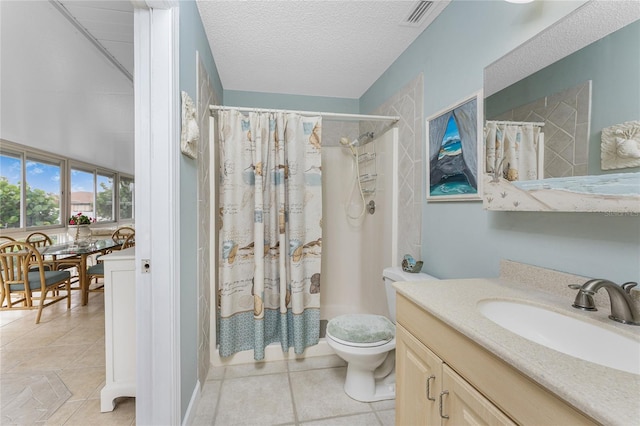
[{"xmin": 181, "ymin": 380, "xmax": 201, "ymax": 426}]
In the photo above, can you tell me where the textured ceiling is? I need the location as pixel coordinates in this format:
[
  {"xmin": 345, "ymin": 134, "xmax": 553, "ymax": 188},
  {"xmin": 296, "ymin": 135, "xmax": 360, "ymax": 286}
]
[
  {"xmin": 485, "ymin": 0, "xmax": 640, "ymax": 97},
  {"xmin": 197, "ymin": 1, "xmax": 450, "ymax": 98}
]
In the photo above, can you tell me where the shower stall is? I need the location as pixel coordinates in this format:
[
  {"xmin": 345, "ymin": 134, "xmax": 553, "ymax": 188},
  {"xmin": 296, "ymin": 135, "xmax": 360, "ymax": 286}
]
[{"xmin": 208, "ymin": 107, "xmax": 399, "ymax": 366}]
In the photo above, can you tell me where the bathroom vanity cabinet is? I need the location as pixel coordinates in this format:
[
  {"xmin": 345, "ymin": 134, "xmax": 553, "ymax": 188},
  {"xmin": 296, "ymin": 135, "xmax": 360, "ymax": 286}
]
[
  {"xmin": 397, "ymin": 324, "xmax": 514, "ymax": 425},
  {"xmin": 395, "ymin": 294, "xmax": 596, "ymax": 425}
]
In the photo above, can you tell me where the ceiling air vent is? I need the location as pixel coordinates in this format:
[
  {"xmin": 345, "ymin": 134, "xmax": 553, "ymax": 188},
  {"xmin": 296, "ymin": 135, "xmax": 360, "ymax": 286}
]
[{"xmin": 402, "ymin": 1, "xmax": 434, "ymax": 27}]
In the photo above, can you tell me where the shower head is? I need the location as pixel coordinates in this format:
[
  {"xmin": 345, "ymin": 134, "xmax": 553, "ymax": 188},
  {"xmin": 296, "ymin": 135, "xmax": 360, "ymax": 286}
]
[
  {"xmin": 353, "ymin": 132, "xmax": 375, "ymax": 147},
  {"xmin": 340, "ymin": 132, "xmax": 375, "ymax": 149}
]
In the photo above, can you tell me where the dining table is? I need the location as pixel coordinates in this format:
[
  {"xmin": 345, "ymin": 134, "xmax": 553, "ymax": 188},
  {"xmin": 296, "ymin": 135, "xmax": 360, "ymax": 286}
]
[{"xmin": 39, "ymin": 238, "xmax": 121, "ymax": 305}]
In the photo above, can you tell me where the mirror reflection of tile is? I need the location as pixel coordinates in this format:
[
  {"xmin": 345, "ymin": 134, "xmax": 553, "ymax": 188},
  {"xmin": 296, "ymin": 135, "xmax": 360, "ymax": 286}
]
[{"xmin": 490, "ymin": 81, "xmax": 591, "ymax": 179}]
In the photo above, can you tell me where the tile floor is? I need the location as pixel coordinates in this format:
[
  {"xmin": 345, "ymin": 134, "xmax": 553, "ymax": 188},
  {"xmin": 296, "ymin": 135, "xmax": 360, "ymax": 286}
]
[
  {"xmin": 1, "ymin": 291, "xmax": 135, "ymax": 425},
  {"xmin": 1, "ymin": 291, "xmax": 395, "ymax": 426},
  {"xmin": 192, "ymin": 357, "xmax": 395, "ymax": 426}
]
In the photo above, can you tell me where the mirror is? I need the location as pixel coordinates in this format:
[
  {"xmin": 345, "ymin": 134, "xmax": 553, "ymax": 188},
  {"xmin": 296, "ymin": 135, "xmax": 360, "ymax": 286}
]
[{"xmin": 482, "ymin": 2, "xmax": 640, "ymax": 212}]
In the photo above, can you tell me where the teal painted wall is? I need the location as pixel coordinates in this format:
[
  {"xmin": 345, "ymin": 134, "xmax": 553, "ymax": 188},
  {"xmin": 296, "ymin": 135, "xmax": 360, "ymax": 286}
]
[
  {"xmin": 224, "ymin": 90, "xmax": 359, "ymax": 113},
  {"xmin": 361, "ymin": 0, "xmax": 640, "ymax": 283},
  {"xmin": 178, "ymin": 0, "xmax": 222, "ymax": 420},
  {"xmin": 486, "ymin": 20, "xmax": 640, "ymax": 174}
]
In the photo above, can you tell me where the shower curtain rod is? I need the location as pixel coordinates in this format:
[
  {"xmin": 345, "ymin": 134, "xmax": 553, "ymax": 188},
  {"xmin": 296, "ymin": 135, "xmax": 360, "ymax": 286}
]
[
  {"xmin": 209, "ymin": 105, "xmax": 399, "ymax": 123},
  {"xmin": 486, "ymin": 120, "xmax": 545, "ymax": 127}
]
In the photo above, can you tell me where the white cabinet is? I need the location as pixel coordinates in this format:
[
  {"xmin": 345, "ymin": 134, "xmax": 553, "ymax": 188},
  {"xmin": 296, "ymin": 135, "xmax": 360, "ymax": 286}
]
[
  {"xmin": 396, "ymin": 325, "xmax": 515, "ymax": 426},
  {"xmin": 100, "ymin": 247, "xmax": 136, "ymax": 412}
]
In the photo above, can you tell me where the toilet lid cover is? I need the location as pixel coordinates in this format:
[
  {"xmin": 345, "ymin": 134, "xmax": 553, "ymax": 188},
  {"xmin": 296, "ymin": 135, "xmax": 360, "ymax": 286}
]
[{"xmin": 327, "ymin": 314, "xmax": 395, "ymax": 344}]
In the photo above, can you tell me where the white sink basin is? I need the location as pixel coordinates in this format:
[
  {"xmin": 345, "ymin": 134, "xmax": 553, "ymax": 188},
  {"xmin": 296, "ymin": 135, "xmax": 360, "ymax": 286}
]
[{"xmin": 477, "ymin": 299, "xmax": 640, "ymax": 375}]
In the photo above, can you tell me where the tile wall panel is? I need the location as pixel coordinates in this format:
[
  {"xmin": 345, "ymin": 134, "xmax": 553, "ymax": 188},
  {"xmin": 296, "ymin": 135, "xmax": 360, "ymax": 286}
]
[
  {"xmin": 197, "ymin": 52, "xmax": 218, "ymax": 388},
  {"xmin": 362, "ymin": 73, "xmax": 424, "ymax": 264}
]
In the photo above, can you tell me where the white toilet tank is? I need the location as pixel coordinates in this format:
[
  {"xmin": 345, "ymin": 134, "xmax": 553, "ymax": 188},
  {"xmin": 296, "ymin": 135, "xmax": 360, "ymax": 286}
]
[{"xmin": 383, "ymin": 266, "xmax": 437, "ymax": 323}]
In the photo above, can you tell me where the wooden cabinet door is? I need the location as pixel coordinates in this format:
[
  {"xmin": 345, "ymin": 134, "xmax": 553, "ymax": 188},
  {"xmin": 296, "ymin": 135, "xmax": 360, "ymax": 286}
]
[
  {"xmin": 441, "ymin": 364, "xmax": 516, "ymax": 426},
  {"xmin": 396, "ymin": 324, "xmax": 442, "ymax": 426}
]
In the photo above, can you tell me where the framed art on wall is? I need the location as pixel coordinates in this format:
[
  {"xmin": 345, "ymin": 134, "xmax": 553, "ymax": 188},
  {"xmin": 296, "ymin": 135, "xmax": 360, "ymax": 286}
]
[{"xmin": 426, "ymin": 90, "xmax": 483, "ymax": 201}]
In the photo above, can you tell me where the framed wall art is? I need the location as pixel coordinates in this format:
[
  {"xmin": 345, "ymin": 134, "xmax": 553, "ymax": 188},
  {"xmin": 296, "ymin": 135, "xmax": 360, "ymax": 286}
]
[{"xmin": 426, "ymin": 90, "xmax": 483, "ymax": 201}]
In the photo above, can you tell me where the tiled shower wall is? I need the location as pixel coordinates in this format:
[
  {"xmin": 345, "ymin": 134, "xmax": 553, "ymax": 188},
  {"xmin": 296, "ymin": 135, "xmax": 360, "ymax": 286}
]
[
  {"xmin": 362, "ymin": 73, "xmax": 424, "ymax": 264},
  {"xmin": 322, "ymin": 121, "xmax": 359, "ymax": 148},
  {"xmin": 196, "ymin": 52, "xmax": 218, "ymax": 388}
]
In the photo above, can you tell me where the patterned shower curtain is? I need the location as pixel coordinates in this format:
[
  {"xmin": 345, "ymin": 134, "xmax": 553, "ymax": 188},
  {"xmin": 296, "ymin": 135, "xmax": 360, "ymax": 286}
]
[
  {"xmin": 217, "ymin": 109, "xmax": 322, "ymax": 360},
  {"xmin": 485, "ymin": 122, "xmax": 541, "ymax": 181}
]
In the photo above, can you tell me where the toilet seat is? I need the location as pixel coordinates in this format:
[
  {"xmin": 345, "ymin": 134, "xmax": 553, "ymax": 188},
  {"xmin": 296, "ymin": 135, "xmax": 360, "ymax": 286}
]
[
  {"xmin": 326, "ymin": 330, "xmax": 392, "ymax": 348},
  {"xmin": 326, "ymin": 314, "xmax": 395, "ymax": 348}
]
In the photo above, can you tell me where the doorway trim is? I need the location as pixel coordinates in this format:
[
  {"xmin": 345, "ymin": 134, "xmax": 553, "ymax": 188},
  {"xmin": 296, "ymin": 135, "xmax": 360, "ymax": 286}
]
[{"xmin": 133, "ymin": 2, "xmax": 181, "ymax": 424}]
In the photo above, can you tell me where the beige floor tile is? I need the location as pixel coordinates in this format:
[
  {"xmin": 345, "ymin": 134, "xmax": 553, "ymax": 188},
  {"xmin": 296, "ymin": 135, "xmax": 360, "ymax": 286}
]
[
  {"xmin": 0, "ymin": 309, "xmax": 32, "ymax": 327},
  {"xmin": 64, "ymin": 397, "xmax": 135, "ymax": 426},
  {"xmin": 0, "ymin": 371, "xmax": 71, "ymax": 424},
  {"xmin": 8, "ymin": 344, "xmax": 92, "ymax": 373},
  {"xmin": 50, "ymin": 326, "xmax": 105, "ymax": 347},
  {"xmin": 43, "ymin": 400, "xmax": 84, "ymax": 425},
  {"xmin": 72, "ymin": 341, "xmax": 106, "ymax": 368},
  {"xmin": 369, "ymin": 398, "xmax": 395, "ymax": 411},
  {"xmin": 1, "ymin": 290, "xmax": 133, "ymax": 424},
  {"xmin": 300, "ymin": 412, "xmax": 382, "ymax": 425},
  {"xmin": 207, "ymin": 366, "xmax": 225, "ymax": 380},
  {"xmin": 57, "ymin": 367, "xmax": 105, "ymax": 401},
  {"xmin": 192, "ymin": 380, "xmax": 222, "ymax": 426},
  {"xmin": 290, "ymin": 367, "xmax": 372, "ymax": 422},
  {"xmin": 224, "ymin": 360, "xmax": 288, "ymax": 379},
  {"xmin": 1, "ymin": 329, "xmax": 69, "ymax": 350},
  {"xmin": 376, "ymin": 409, "xmax": 395, "ymax": 426},
  {"xmin": 0, "ymin": 330, "xmax": 21, "ymax": 348},
  {"xmin": 215, "ymin": 374, "xmax": 294, "ymax": 426},
  {"xmin": 287, "ymin": 355, "xmax": 346, "ymax": 372},
  {"xmin": 0, "ymin": 346, "xmax": 32, "ymax": 373}
]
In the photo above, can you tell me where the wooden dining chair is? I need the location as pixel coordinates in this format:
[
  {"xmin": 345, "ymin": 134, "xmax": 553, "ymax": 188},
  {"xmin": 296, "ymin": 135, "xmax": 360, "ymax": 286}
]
[
  {"xmin": 0, "ymin": 240, "xmax": 71, "ymax": 323},
  {"xmin": 87, "ymin": 232, "xmax": 135, "ymax": 294},
  {"xmin": 25, "ymin": 232, "xmax": 56, "ymax": 269},
  {"xmin": 0, "ymin": 236, "xmax": 16, "ymax": 244},
  {"xmin": 0, "ymin": 237, "xmax": 14, "ymax": 307},
  {"xmin": 26, "ymin": 231, "xmax": 81, "ymax": 290},
  {"xmin": 121, "ymin": 233, "xmax": 135, "ymax": 249},
  {"xmin": 112, "ymin": 226, "xmax": 135, "ymax": 245}
]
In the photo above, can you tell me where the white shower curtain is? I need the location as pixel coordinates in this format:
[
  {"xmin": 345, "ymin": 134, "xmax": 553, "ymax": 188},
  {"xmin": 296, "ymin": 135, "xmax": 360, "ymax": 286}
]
[
  {"xmin": 485, "ymin": 122, "xmax": 541, "ymax": 181},
  {"xmin": 217, "ymin": 109, "xmax": 322, "ymax": 360}
]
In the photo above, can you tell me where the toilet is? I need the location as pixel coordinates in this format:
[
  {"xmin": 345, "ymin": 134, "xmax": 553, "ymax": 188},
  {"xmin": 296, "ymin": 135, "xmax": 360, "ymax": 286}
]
[{"xmin": 326, "ymin": 266, "xmax": 437, "ymax": 402}]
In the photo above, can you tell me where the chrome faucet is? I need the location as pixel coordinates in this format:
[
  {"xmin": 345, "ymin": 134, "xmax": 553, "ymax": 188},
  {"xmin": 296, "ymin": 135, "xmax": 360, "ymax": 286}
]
[{"xmin": 570, "ymin": 279, "xmax": 640, "ymax": 326}]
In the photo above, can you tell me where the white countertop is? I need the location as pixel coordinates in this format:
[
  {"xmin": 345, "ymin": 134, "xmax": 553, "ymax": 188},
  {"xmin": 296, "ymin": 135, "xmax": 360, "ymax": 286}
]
[
  {"xmin": 101, "ymin": 246, "xmax": 135, "ymax": 261},
  {"xmin": 394, "ymin": 278, "xmax": 640, "ymax": 426}
]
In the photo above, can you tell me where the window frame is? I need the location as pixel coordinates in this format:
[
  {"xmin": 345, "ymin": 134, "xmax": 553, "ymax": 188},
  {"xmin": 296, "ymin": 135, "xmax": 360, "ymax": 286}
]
[
  {"xmin": 0, "ymin": 139, "xmax": 134, "ymax": 235},
  {"xmin": 69, "ymin": 162, "xmax": 118, "ymax": 224},
  {"xmin": 118, "ymin": 174, "xmax": 135, "ymax": 221},
  {"xmin": 25, "ymin": 152, "xmax": 65, "ymax": 228}
]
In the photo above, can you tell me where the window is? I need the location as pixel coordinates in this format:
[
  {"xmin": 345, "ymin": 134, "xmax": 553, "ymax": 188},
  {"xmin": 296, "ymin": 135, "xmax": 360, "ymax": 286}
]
[
  {"xmin": 25, "ymin": 158, "xmax": 62, "ymax": 227},
  {"xmin": 70, "ymin": 168, "xmax": 118, "ymax": 223},
  {"xmin": 0, "ymin": 152, "xmax": 62, "ymax": 229},
  {"xmin": 70, "ymin": 168, "xmax": 95, "ymax": 219},
  {"xmin": 0, "ymin": 152, "xmax": 23, "ymax": 229},
  {"xmin": 96, "ymin": 173, "xmax": 114, "ymax": 221},
  {"xmin": 119, "ymin": 176, "xmax": 134, "ymax": 220},
  {"xmin": 0, "ymin": 140, "xmax": 134, "ymax": 233}
]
